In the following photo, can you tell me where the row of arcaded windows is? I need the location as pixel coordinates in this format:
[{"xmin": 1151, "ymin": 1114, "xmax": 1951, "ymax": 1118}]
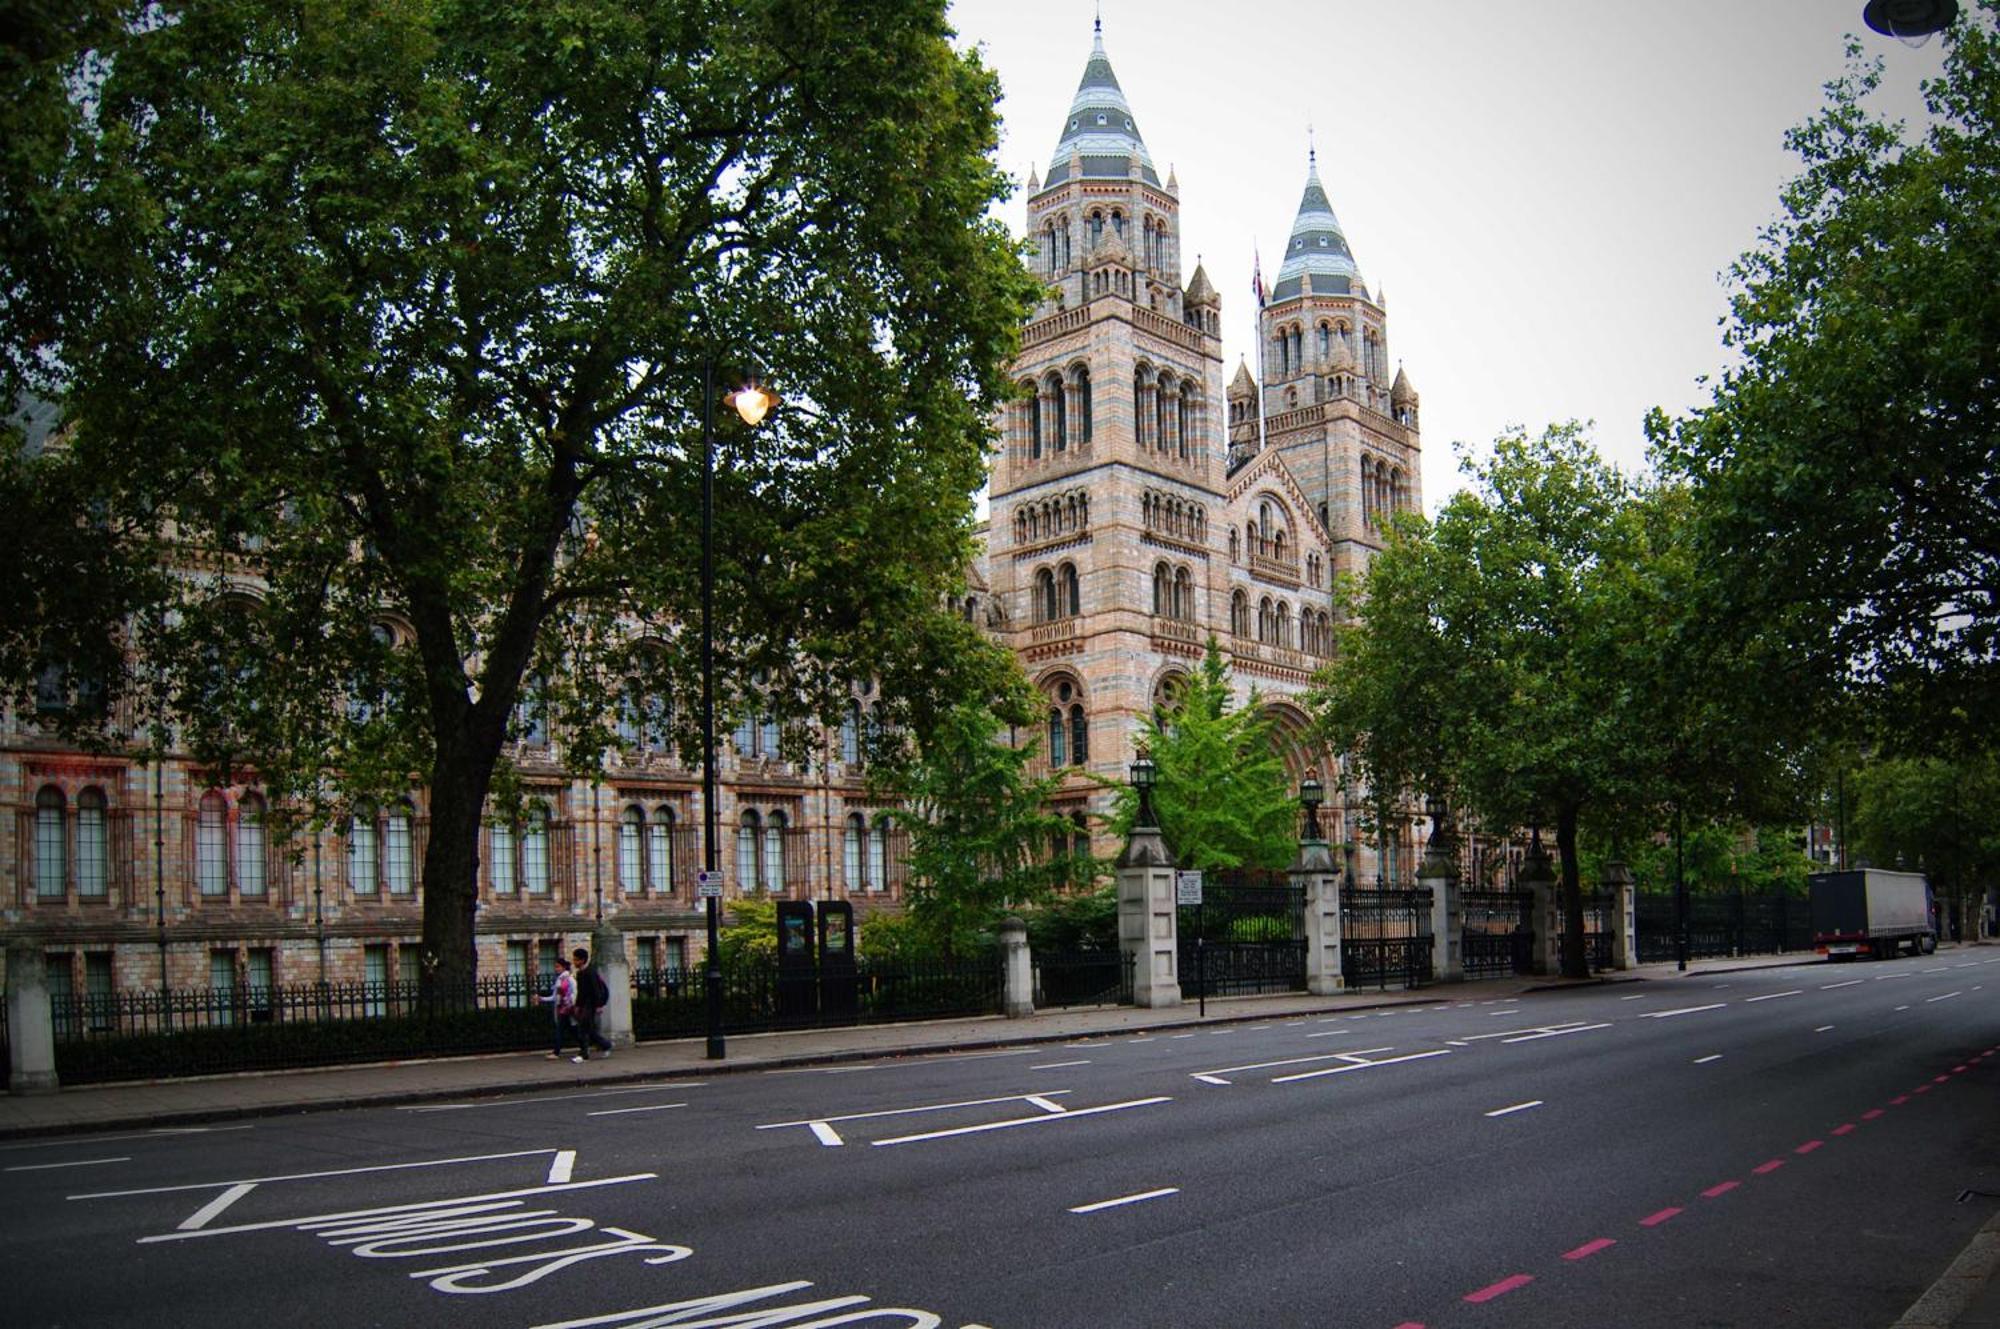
[
  {"xmin": 1015, "ymin": 489, "xmax": 1089, "ymax": 545},
  {"xmin": 1038, "ymin": 208, "xmax": 1174, "ymax": 277},
  {"xmin": 1362, "ymin": 454, "xmax": 1411, "ymax": 525},
  {"xmin": 1228, "ymin": 592, "xmax": 1335, "ymax": 656},
  {"xmin": 1141, "ymin": 490, "xmax": 1205, "ymax": 542},
  {"xmin": 1020, "ymin": 365, "xmax": 1093, "ymax": 459}
]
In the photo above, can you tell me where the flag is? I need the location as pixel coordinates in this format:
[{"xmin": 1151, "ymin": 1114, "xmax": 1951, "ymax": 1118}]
[{"xmin": 1251, "ymin": 247, "xmax": 1266, "ymax": 308}]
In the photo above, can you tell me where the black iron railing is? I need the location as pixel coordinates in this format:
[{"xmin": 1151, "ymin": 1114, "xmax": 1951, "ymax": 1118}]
[
  {"xmin": 1461, "ymin": 888, "xmax": 1533, "ymax": 978},
  {"xmin": 1342, "ymin": 886, "xmax": 1434, "ymax": 990},
  {"xmin": 1635, "ymin": 889, "xmax": 1812, "ymax": 962},
  {"xmin": 1179, "ymin": 869, "xmax": 1308, "ymax": 997},
  {"xmin": 48, "ymin": 977, "xmax": 549, "ymax": 1085},
  {"xmin": 629, "ymin": 952, "xmax": 1002, "ymax": 1039},
  {"xmin": 1033, "ymin": 950, "xmax": 1133, "ymax": 1009}
]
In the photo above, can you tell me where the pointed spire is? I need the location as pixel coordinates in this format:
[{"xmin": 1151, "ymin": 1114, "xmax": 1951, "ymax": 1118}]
[
  {"xmin": 1166, "ymin": 163, "xmax": 1179, "ymax": 193},
  {"xmin": 1026, "ymin": 162, "xmax": 1040, "ymax": 193},
  {"xmin": 1269, "ymin": 146, "xmax": 1360, "ymax": 304},
  {"xmin": 1229, "ymin": 359, "xmax": 1258, "ymax": 397},
  {"xmin": 1185, "ymin": 262, "xmax": 1218, "ymax": 307},
  {"xmin": 1046, "ymin": 19, "xmax": 1158, "ymax": 186},
  {"xmin": 1391, "ymin": 363, "xmax": 1417, "ymax": 406}
]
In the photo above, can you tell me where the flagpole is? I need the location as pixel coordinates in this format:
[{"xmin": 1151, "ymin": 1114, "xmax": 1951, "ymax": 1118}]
[{"xmin": 1251, "ymin": 246, "xmax": 1267, "ymax": 458}]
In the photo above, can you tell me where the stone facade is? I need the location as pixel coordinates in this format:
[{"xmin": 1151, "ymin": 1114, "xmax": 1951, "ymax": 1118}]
[{"xmin": 971, "ymin": 23, "xmax": 1425, "ymax": 880}]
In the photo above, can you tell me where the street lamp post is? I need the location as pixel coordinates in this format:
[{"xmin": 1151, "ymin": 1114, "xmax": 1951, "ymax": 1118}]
[
  {"xmin": 1300, "ymin": 770, "xmax": 1325, "ymax": 843},
  {"xmin": 700, "ymin": 357, "xmax": 778, "ymax": 1062}
]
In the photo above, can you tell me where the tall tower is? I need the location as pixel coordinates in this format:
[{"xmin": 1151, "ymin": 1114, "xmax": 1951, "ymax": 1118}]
[
  {"xmin": 1253, "ymin": 151, "xmax": 1421, "ymax": 580},
  {"xmin": 985, "ymin": 20, "xmax": 1227, "ymax": 830}
]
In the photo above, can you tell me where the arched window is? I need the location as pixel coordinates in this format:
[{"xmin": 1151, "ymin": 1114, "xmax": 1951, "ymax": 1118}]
[
  {"xmin": 759, "ymin": 713, "xmax": 780, "ymax": 761},
  {"xmin": 1155, "ymin": 377, "xmax": 1172, "ymax": 453},
  {"xmin": 870, "ymin": 815, "xmax": 891, "ymax": 891},
  {"xmin": 1319, "ymin": 323, "xmax": 1331, "ymax": 360},
  {"xmin": 1069, "ymin": 704, "xmax": 1088, "ymax": 766},
  {"xmin": 490, "ymin": 819, "xmax": 516, "ymax": 895},
  {"xmin": 1036, "ymin": 568, "xmax": 1057, "ymax": 624},
  {"xmin": 620, "ymin": 806, "xmax": 645, "ymax": 891},
  {"xmin": 1152, "ymin": 562, "xmax": 1171, "ymax": 616},
  {"xmin": 1046, "ymin": 373, "xmax": 1066, "ymax": 450},
  {"xmin": 1258, "ymin": 597, "xmax": 1275, "ymax": 644},
  {"xmin": 1026, "ymin": 382, "xmax": 1042, "ymax": 459},
  {"xmin": 77, "ymin": 787, "xmax": 108, "ymax": 899},
  {"xmin": 522, "ymin": 807, "xmax": 550, "ymax": 895},
  {"xmin": 1178, "ymin": 388, "xmax": 1192, "ymax": 459},
  {"xmin": 1231, "ymin": 589, "xmax": 1249, "ymax": 636},
  {"xmin": 845, "ymin": 813, "xmax": 866, "ymax": 890},
  {"xmin": 1173, "ymin": 566, "xmax": 1192, "ymax": 620},
  {"xmin": 198, "ymin": 790, "xmax": 229, "ymax": 896},
  {"xmin": 348, "ymin": 802, "xmax": 378, "ymax": 896},
  {"xmin": 385, "ymin": 800, "xmax": 414, "ymax": 895},
  {"xmin": 1048, "ymin": 707, "xmax": 1068, "ymax": 768},
  {"xmin": 1229, "ymin": 528, "xmax": 1240, "ymax": 561},
  {"xmin": 1074, "ymin": 365, "xmax": 1093, "ymax": 444},
  {"xmin": 737, "ymin": 810, "xmax": 761, "ymax": 891},
  {"xmin": 649, "ymin": 806, "xmax": 675, "ymax": 892},
  {"xmin": 1088, "ymin": 211, "xmax": 1104, "ymax": 244},
  {"xmin": 238, "ymin": 793, "xmax": 267, "ymax": 898},
  {"xmin": 34, "ymin": 786, "xmax": 65, "ymax": 898},
  {"xmin": 1276, "ymin": 602, "xmax": 1292, "ymax": 649},
  {"xmin": 1061, "ymin": 562, "xmax": 1080, "ymax": 617},
  {"xmin": 841, "ymin": 700, "xmax": 862, "ymax": 766},
  {"xmin": 766, "ymin": 811, "xmax": 787, "ymax": 891},
  {"xmin": 1133, "ymin": 372, "xmax": 1146, "ymax": 449}
]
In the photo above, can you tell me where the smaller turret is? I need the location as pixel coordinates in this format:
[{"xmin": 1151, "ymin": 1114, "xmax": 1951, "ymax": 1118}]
[
  {"xmin": 1390, "ymin": 364, "xmax": 1419, "ymax": 426},
  {"xmin": 1026, "ymin": 163, "xmax": 1041, "ymax": 193},
  {"xmin": 1227, "ymin": 358, "xmax": 1260, "ymax": 470}
]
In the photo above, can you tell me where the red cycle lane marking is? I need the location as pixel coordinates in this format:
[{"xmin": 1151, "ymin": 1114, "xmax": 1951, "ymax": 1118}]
[
  {"xmin": 1389, "ymin": 1322, "xmax": 1426, "ymax": 1328},
  {"xmin": 1935, "ymin": 1075, "xmax": 1952, "ymax": 1083},
  {"xmin": 1916, "ymin": 1085, "xmax": 1934, "ymax": 1095},
  {"xmin": 1702, "ymin": 1180, "xmax": 1741, "ymax": 1198},
  {"xmin": 1564, "ymin": 1238, "xmax": 1617, "ymax": 1261},
  {"xmin": 1955, "ymin": 1065, "xmax": 1970, "ymax": 1073},
  {"xmin": 1863, "ymin": 1108, "xmax": 1886, "ymax": 1119},
  {"xmin": 1795, "ymin": 1140, "xmax": 1824, "ymax": 1154},
  {"xmin": 1890, "ymin": 1096, "xmax": 1910, "ymax": 1105},
  {"xmin": 1639, "ymin": 1208, "xmax": 1683, "ymax": 1227},
  {"xmin": 1752, "ymin": 1160, "xmax": 1785, "ymax": 1175},
  {"xmin": 1831, "ymin": 1123, "xmax": 1857, "ymax": 1135},
  {"xmin": 1463, "ymin": 1275, "xmax": 1534, "ymax": 1304}
]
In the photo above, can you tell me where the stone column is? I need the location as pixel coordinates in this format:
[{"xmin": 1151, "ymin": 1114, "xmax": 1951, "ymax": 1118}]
[
  {"xmin": 999, "ymin": 918, "xmax": 1033, "ymax": 1018},
  {"xmin": 1603, "ymin": 861, "xmax": 1639, "ymax": 971},
  {"xmin": 7, "ymin": 941, "xmax": 58, "ymax": 1095},
  {"xmin": 1297, "ymin": 840, "xmax": 1344, "ymax": 996},
  {"xmin": 1419, "ymin": 835, "xmax": 1463, "ymax": 984},
  {"xmin": 592, "ymin": 924, "xmax": 633, "ymax": 1049},
  {"xmin": 1118, "ymin": 828, "xmax": 1181, "ymax": 1009},
  {"xmin": 1522, "ymin": 845, "xmax": 1560, "ymax": 977}
]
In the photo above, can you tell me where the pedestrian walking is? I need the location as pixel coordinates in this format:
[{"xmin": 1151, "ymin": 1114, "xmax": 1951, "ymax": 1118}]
[
  {"xmin": 539, "ymin": 957, "xmax": 589, "ymax": 1062},
  {"xmin": 572, "ymin": 947, "xmax": 613, "ymax": 1057}
]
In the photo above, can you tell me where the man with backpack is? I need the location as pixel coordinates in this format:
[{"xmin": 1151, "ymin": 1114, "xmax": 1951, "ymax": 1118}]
[{"xmin": 571, "ymin": 946, "xmax": 614, "ymax": 1058}]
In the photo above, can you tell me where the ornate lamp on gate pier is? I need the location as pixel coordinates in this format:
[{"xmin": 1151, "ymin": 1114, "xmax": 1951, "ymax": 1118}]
[{"xmin": 1299, "ymin": 769, "xmax": 1324, "ymax": 843}]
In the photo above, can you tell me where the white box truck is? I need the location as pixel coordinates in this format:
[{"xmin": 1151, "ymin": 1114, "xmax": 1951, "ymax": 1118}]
[{"xmin": 1809, "ymin": 869, "xmax": 1937, "ymax": 960}]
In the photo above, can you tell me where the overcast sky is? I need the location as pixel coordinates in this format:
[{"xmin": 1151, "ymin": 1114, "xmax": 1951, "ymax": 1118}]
[{"xmin": 945, "ymin": 0, "xmax": 1947, "ymax": 510}]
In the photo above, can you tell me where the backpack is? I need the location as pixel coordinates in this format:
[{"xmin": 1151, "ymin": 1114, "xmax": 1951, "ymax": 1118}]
[{"xmin": 586, "ymin": 966, "xmax": 611, "ymax": 1009}]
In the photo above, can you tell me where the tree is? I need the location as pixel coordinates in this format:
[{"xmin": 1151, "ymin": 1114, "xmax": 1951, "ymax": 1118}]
[
  {"xmin": 1656, "ymin": 6, "xmax": 2000, "ymax": 748},
  {"xmin": 878, "ymin": 700, "xmax": 1092, "ymax": 956},
  {"xmin": 1111, "ymin": 638, "xmax": 1298, "ymax": 874},
  {"xmin": 1316, "ymin": 425, "xmax": 1674, "ymax": 978},
  {"xmin": 1849, "ymin": 753, "xmax": 2000, "ymax": 937},
  {"xmin": 0, "ymin": 1, "xmax": 1039, "ymax": 985}
]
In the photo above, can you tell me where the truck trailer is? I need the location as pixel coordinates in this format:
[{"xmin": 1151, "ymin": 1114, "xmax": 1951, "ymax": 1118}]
[{"xmin": 1809, "ymin": 869, "xmax": 1937, "ymax": 960}]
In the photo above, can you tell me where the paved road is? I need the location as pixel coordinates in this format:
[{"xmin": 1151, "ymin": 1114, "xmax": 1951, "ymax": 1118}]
[{"xmin": 4, "ymin": 953, "xmax": 1998, "ymax": 1328}]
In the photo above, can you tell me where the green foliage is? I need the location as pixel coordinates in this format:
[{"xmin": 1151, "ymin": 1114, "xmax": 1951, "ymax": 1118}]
[
  {"xmin": 717, "ymin": 896, "xmax": 779, "ymax": 969},
  {"xmin": 1655, "ymin": 6, "xmax": 2000, "ymax": 748},
  {"xmin": 1018, "ymin": 884, "xmax": 1118, "ymax": 954},
  {"xmin": 1579, "ymin": 822, "xmax": 1813, "ymax": 898},
  {"xmin": 1850, "ymin": 754, "xmax": 2000, "ymax": 917},
  {"xmin": 856, "ymin": 909, "xmax": 934, "ymax": 964},
  {"xmin": 1109, "ymin": 638, "xmax": 1298, "ymax": 872},
  {"xmin": 877, "ymin": 701, "xmax": 1094, "ymax": 956},
  {"xmin": 0, "ymin": 0, "xmax": 1039, "ymax": 982}
]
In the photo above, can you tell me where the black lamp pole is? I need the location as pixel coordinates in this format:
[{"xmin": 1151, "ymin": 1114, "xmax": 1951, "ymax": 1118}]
[{"xmin": 701, "ymin": 356, "xmax": 725, "ymax": 1061}]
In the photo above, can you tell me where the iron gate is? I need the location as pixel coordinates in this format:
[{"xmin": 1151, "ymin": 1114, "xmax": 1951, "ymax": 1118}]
[
  {"xmin": 1461, "ymin": 889, "xmax": 1534, "ymax": 978},
  {"xmin": 1583, "ymin": 891, "xmax": 1614, "ymax": 971},
  {"xmin": 1178, "ymin": 870, "xmax": 1306, "ymax": 997},
  {"xmin": 1342, "ymin": 886, "xmax": 1434, "ymax": 990}
]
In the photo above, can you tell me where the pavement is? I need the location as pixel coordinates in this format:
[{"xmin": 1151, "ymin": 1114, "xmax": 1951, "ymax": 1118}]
[{"xmin": 6, "ymin": 943, "xmax": 1995, "ymax": 1325}]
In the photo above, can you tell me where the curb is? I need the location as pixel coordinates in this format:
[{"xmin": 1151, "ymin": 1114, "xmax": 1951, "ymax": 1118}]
[{"xmin": 1894, "ymin": 1206, "xmax": 2000, "ymax": 1328}]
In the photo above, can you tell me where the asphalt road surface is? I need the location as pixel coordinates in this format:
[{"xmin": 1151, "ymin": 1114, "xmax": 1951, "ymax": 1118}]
[{"xmin": 5, "ymin": 953, "xmax": 1998, "ymax": 1328}]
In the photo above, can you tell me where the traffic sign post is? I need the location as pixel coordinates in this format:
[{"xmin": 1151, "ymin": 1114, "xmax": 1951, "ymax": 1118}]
[
  {"xmin": 1175, "ymin": 870, "xmax": 1203, "ymax": 905},
  {"xmin": 696, "ymin": 869, "xmax": 725, "ymax": 899},
  {"xmin": 1176, "ymin": 871, "xmax": 1204, "ymax": 1017}
]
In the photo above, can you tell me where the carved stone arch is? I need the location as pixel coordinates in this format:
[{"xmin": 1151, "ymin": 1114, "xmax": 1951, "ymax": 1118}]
[
  {"xmin": 1257, "ymin": 700, "xmax": 1318, "ymax": 782},
  {"xmin": 1149, "ymin": 664, "xmax": 1192, "ymax": 718}
]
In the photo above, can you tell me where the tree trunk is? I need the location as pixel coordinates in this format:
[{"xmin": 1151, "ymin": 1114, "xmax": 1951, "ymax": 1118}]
[
  {"xmin": 1557, "ymin": 805, "xmax": 1589, "ymax": 980},
  {"xmin": 420, "ymin": 733, "xmax": 499, "ymax": 994}
]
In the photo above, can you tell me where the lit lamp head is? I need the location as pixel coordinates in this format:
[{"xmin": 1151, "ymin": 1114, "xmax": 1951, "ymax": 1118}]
[
  {"xmin": 1130, "ymin": 743, "xmax": 1158, "ymax": 829},
  {"xmin": 1299, "ymin": 768, "xmax": 1324, "ymax": 841},
  {"xmin": 726, "ymin": 376, "xmax": 780, "ymax": 428}
]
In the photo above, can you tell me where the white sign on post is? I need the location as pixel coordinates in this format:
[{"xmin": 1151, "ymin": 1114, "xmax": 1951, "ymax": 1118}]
[
  {"xmin": 1175, "ymin": 870, "xmax": 1203, "ymax": 906},
  {"xmin": 696, "ymin": 869, "xmax": 725, "ymax": 899}
]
